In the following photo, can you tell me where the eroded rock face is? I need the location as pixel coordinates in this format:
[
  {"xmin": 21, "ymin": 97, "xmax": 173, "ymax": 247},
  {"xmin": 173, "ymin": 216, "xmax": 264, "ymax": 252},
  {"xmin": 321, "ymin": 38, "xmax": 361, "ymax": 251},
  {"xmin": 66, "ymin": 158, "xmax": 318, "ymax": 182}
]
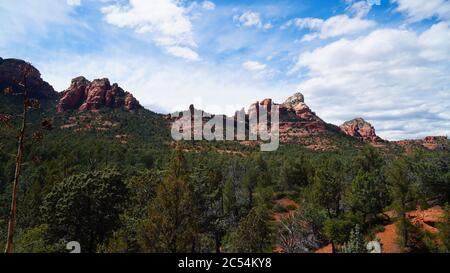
[
  {"xmin": 57, "ymin": 77, "xmax": 141, "ymax": 112},
  {"xmin": 247, "ymin": 92, "xmax": 331, "ymax": 142},
  {"xmin": 340, "ymin": 118, "xmax": 383, "ymax": 142},
  {"xmin": 282, "ymin": 92, "xmax": 304, "ymax": 108},
  {"xmin": 56, "ymin": 77, "xmax": 90, "ymax": 112},
  {"xmin": 0, "ymin": 58, "xmax": 57, "ymax": 98}
]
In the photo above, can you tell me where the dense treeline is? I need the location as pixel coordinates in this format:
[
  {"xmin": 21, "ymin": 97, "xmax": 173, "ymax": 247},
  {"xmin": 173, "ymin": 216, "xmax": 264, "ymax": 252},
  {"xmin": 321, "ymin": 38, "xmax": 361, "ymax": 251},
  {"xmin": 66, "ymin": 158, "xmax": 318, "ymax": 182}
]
[
  {"xmin": 1, "ymin": 94, "xmax": 449, "ymax": 253},
  {"xmin": 1, "ymin": 129, "xmax": 449, "ymax": 253}
]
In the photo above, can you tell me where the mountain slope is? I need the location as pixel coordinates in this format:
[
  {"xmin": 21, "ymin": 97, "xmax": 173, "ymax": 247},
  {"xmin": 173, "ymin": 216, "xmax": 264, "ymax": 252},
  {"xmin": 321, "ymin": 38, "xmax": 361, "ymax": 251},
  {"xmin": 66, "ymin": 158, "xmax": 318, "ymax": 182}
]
[{"xmin": 1, "ymin": 57, "xmax": 448, "ymax": 154}]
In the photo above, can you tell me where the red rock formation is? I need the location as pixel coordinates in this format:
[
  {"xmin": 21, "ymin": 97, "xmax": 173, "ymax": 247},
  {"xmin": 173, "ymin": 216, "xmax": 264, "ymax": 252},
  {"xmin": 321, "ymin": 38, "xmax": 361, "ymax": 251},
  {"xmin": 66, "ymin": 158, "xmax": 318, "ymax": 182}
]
[
  {"xmin": 394, "ymin": 136, "xmax": 448, "ymax": 152},
  {"xmin": 56, "ymin": 77, "xmax": 90, "ymax": 112},
  {"xmin": 340, "ymin": 118, "xmax": 383, "ymax": 143},
  {"xmin": 57, "ymin": 77, "xmax": 141, "ymax": 112},
  {"xmin": 168, "ymin": 92, "xmax": 383, "ymax": 147},
  {"xmin": 245, "ymin": 92, "xmax": 334, "ymax": 143},
  {"xmin": 0, "ymin": 58, "xmax": 57, "ymax": 98}
]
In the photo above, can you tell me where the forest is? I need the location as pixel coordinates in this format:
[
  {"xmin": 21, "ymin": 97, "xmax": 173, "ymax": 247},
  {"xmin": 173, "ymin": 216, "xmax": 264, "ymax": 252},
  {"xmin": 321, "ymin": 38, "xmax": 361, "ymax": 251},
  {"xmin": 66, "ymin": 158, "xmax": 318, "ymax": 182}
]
[
  {"xmin": 0, "ymin": 63, "xmax": 449, "ymax": 253},
  {"xmin": 0, "ymin": 101, "xmax": 449, "ymax": 253}
]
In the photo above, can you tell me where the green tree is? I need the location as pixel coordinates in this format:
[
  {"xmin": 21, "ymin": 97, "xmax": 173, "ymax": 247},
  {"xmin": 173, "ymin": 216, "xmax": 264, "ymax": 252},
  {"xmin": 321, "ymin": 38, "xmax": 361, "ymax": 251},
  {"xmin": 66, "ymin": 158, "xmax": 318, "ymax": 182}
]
[
  {"xmin": 386, "ymin": 157, "xmax": 417, "ymax": 251},
  {"xmin": 310, "ymin": 158, "xmax": 348, "ymax": 252},
  {"xmin": 242, "ymin": 155, "xmax": 272, "ymax": 210},
  {"xmin": 138, "ymin": 149, "xmax": 198, "ymax": 253},
  {"xmin": 436, "ymin": 205, "xmax": 450, "ymax": 253},
  {"xmin": 280, "ymin": 156, "xmax": 311, "ymax": 190},
  {"xmin": 225, "ymin": 206, "xmax": 273, "ymax": 253},
  {"xmin": 191, "ymin": 160, "xmax": 227, "ymax": 253},
  {"xmin": 310, "ymin": 158, "xmax": 346, "ymax": 218},
  {"xmin": 411, "ymin": 150, "xmax": 450, "ymax": 202},
  {"xmin": 102, "ymin": 169, "xmax": 164, "ymax": 253},
  {"xmin": 323, "ymin": 216, "xmax": 354, "ymax": 252},
  {"xmin": 223, "ymin": 178, "xmax": 237, "ymax": 218},
  {"xmin": 41, "ymin": 169, "xmax": 127, "ymax": 253},
  {"xmin": 346, "ymin": 171, "xmax": 389, "ymax": 226},
  {"xmin": 14, "ymin": 225, "xmax": 64, "ymax": 253},
  {"xmin": 353, "ymin": 146, "xmax": 383, "ymax": 173}
]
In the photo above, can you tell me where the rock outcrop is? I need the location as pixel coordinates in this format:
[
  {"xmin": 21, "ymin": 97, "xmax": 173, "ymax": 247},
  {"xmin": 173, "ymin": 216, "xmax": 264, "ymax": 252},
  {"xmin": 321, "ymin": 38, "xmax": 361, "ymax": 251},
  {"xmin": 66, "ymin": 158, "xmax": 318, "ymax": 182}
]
[
  {"xmin": 244, "ymin": 92, "xmax": 339, "ymax": 144},
  {"xmin": 278, "ymin": 93, "xmax": 331, "ymax": 138},
  {"xmin": 57, "ymin": 77, "xmax": 141, "ymax": 112},
  {"xmin": 340, "ymin": 118, "xmax": 383, "ymax": 143},
  {"xmin": 394, "ymin": 136, "xmax": 448, "ymax": 152},
  {"xmin": 0, "ymin": 58, "xmax": 57, "ymax": 98}
]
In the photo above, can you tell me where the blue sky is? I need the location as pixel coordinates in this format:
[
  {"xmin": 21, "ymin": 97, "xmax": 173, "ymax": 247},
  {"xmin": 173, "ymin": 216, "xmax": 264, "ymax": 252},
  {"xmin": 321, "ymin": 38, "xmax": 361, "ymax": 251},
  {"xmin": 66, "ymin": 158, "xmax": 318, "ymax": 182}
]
[{"xmin": 1, "ymin": 0, "xmax": 449, "ymax": 140}]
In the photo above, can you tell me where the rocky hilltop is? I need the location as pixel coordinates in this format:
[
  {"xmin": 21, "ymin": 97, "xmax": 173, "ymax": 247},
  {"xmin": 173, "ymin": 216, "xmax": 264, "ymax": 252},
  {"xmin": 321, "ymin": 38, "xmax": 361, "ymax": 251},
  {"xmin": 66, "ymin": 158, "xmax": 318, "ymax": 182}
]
[
  {"xmin": 57, "ymin": 77, "xmax": 141, "ymax": 112},
  {"xmin": 247, "ymin": 93, "xmax": 335, "ymax": 142},
  {"xmin": 0, "ymin": 57, "xmax": 57, "ymax": 98},
  {"xmin": 395, "ymin": 136, "xmax": 448, "ymax": 152},
  {"xmin": 2, "ymin": 56, "xmax": 445, "ymax": 151},
  {"xmin": 340, "ymin": 118, "xmax": 383, "ymax": 143},
  {"xmin": 169, "ymin": 92, "xmax": 385, "ymax": 147}
]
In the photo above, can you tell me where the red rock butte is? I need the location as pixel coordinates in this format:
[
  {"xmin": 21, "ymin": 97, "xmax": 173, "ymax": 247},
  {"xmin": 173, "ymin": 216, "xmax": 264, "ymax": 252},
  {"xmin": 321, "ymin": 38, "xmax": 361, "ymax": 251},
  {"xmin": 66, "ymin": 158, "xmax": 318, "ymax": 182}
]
[{"xmin": 57, "ymin": 76, "xmax": 141, "ymax": 112}]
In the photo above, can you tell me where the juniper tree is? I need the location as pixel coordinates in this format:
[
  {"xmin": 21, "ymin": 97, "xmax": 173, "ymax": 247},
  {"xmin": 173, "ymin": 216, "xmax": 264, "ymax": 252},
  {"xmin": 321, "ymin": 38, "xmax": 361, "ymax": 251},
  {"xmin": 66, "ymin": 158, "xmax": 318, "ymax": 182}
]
[{"xmin": 41, "ymin": 169, "xmax": 127, "ymax": 252}]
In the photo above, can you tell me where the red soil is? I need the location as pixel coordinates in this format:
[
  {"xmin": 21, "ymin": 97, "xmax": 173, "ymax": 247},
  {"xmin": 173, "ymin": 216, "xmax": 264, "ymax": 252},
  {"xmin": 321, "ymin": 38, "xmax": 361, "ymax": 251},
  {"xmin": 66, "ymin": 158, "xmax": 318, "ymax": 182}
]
[
  {"xmin": 315, "ymin": 206, "xmax": 446, "ymax": 253},
  {"xmin": 272, "ymin": 198, "xmax": 299, "ymax": 222}
]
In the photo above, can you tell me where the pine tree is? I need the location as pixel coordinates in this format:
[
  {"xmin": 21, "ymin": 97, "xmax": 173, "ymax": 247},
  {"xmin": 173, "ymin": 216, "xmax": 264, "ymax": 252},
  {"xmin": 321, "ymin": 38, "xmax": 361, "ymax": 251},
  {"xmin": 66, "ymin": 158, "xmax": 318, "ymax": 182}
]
[
  {"xmin": 346, "ymin": 171, "xmax": 388, "ymax": 225},
  {"xmin": 138, "ymin": 148, "xmax": 198, "ymax": 253},
  {"xmin": 223, "ymin": 178, "xmax": 237, "ymax": 218},
  {"xmin": 386, "ymin": 157, "xmax": 417, "ymax": 251},
  {"xmin": 280, "ymin": 156, "xmax": 310, "ymax": 190},
  {"xmin": 225, "ymin": 205, "xmax": 273, "ymax": 253}
]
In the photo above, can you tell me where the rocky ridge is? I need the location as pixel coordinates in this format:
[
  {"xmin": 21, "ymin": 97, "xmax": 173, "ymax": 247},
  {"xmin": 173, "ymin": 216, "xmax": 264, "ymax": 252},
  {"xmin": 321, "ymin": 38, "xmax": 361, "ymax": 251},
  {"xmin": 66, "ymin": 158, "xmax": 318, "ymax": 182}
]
[
  {"xmin": 340, "ymin": 118, "xmax": 383, "ymax": 143},
  {"xmin": 0, "ymin": 58, "xmax": 57, "ymax": 98},
  {"xmin": 57, "ymin": 77, "xmax": 141, "ymax": 112}
]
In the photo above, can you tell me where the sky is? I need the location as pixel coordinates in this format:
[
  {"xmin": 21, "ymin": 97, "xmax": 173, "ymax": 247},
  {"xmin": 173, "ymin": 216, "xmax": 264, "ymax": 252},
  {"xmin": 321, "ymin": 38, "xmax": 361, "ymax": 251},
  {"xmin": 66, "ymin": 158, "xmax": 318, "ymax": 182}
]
[{"xmin": 0, "ymin": 0, "xmax": 449, "ymax": 140}]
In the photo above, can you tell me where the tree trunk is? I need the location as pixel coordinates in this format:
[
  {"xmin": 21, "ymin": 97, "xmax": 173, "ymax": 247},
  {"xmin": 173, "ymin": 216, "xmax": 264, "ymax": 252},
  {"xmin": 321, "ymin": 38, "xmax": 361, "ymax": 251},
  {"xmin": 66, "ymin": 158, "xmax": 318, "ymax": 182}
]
[
  {"xmin": 4, "ymin": 83, "xmax": 28, "ymax": 253},
  {"xmin": 215, "ymin": 231, "xmax": 221, "ymax": 253},
  {"xmin": 331, "ymin": 241, "xmax": 336, "ymax": 253}
]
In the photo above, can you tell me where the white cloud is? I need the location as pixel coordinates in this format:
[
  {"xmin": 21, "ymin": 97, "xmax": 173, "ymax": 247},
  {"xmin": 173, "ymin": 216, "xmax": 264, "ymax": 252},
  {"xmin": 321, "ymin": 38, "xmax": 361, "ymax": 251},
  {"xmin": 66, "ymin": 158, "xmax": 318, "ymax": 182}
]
[
  {"xmin": 242, "ymin": 61, "xmax": 266, "ymax": 72},
  {"xmin": 166, "ymin": 46, "xmax": 200, "ymax": 61},
  {"xmin": 101, "ymin": 0, "xmax": 209, "ymax": 61},
  {"xmin": 0, "ymin": 0, "xmax": 75, "ymax": 46},
  {"xmin": 242, "ymin": 61, "xmax": 279, "ymax": 80},
  {"xmin": 392, "ymin": 0, "xmax": 450, "ymax": 22},
  {"xmin": 201, "ymin": 1, "xmax": 216, "ymax": 11},
  {"xmin": 37, "ymin": 53, "xmax": 293, "ymax": 116},
  {"xmin": 287, "ymin": 15, "xmax": 376, "ymax": 41},
  {"xmin": 291, "ymin": 23, "xmax": 450, "ymax": 140},
  {"xmin": 234, "ymin": 11, "xmax": 273, "ymax": 30},
  {"xmin": 66, "ymin": 0, "xmax": 81, "ymax": 6},
  {"xmin": 346, "ymin": 1, "xmax": 372, "ymax": 18}
]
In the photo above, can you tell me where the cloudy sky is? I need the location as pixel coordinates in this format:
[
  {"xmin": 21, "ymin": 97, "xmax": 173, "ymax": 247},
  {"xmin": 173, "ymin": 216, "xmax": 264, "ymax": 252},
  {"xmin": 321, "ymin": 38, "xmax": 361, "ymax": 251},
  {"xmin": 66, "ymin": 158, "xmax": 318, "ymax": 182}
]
[{"xmin": 1, "ymin": 0, "xmax": 449, "ymax": 140}]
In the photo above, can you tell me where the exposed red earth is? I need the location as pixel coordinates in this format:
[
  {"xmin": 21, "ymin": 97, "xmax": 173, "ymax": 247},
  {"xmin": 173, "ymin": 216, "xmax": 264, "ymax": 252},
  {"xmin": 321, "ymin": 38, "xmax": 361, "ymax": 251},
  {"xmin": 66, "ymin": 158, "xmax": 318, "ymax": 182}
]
[{"xmin": 315, "ymin": 206, "xmax": 446, "ymax": 253}]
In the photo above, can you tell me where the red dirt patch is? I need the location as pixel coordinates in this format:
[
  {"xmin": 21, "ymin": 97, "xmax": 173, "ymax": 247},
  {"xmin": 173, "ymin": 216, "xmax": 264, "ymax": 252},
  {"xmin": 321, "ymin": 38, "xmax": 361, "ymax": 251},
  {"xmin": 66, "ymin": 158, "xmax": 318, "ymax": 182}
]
[
  {"xmin": 407, "ymin": 206, "xmax": 444, "ymax": 234},
  {"xmin": 315, "ymin": 244, "xmax": 333, "ymax": 253},
  {"xmin": 272, "ymin": 198, "xmax": 299, "ymax": 222},
  {"xmin": 376, "ymin": 224, "xmax": 401, "ymax": 253}
]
